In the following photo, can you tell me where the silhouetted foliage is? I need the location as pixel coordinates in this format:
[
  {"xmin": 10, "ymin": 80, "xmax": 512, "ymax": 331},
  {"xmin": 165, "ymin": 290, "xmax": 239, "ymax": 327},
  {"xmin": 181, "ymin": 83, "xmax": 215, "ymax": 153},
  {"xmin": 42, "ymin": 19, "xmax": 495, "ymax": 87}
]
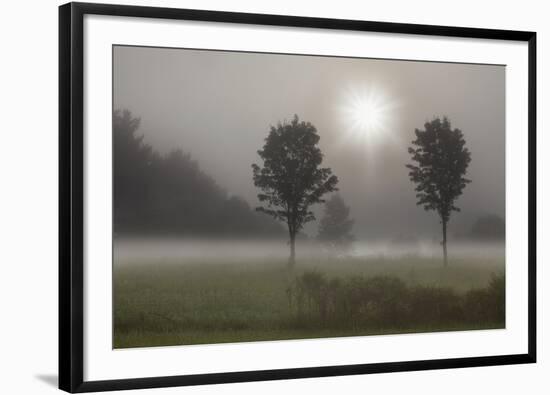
[
  {"xmin": 463, "ymin": 273, "xmax": 505, "ymax": 323},
  {"xmin": 317, "ymin": 194, "xmax": 355, "ymax": 255},
  {"xmin": 289, "ymin": 272, "xmax": 504, "ymax": 330},
  {"xmin": 113, "ymin": 109, "xmax": 157, "ymax": 231},
  {"xmin": 252, "ymin": 115, "xmax": 339, "ymax": 267},
  {"xmin": 406, "ymin": 117, "xmax": 471, "ymax": 266},
  {"xmin": 113, "ymin": 109, "xmax": 284, "ymax": 237},
  {"xmin": 470, "ymin": 215, "xmax": 505, "ymax": 241}
]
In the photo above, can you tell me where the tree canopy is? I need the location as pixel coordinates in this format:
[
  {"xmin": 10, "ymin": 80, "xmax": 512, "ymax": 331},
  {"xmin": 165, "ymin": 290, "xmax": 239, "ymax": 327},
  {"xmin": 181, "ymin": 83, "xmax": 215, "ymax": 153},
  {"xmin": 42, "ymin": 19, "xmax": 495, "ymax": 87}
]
[
  {"xmin": 113, "ymin": 109, "xmax": 284, "ymax": 237},
  {"xmin": 470, "ymin": 215, "xmax": 505, "ymax": 240},
  {"xmin": 406, "ymin": 117, "xmax": 471, "ymax": 265},
  {"xmin": 317, "ymin": 194, "xmax": 355, "ymax": 255},
  {"xmin": 252, "ymin": 115, "xmax": 338, "ymax": 267}
]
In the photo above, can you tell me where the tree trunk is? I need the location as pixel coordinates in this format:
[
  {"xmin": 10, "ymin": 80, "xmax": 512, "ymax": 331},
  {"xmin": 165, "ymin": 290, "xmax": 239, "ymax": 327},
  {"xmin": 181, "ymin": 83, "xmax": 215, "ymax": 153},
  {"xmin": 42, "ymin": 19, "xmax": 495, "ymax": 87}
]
[
  {"xmin": 442, "ymin": 220, "xmax": 448, "ymax": 267},
  {"xmin": 288, "ymin": 232, "xmax": 296, "ymax": 269}
]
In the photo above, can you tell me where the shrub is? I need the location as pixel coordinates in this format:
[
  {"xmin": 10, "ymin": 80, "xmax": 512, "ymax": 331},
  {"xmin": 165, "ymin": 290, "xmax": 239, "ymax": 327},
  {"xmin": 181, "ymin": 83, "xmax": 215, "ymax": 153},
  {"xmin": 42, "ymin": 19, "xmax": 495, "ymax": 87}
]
[{"xmin": 290, "ymin": 271, "xmax": 505, "ymax": 330}]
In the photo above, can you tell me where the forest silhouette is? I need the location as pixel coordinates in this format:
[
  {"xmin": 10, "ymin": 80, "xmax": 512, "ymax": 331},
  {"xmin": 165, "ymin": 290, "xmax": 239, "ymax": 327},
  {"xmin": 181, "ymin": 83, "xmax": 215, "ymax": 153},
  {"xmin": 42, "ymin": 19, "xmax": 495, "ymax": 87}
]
[{"xmin": 113, "ymin": 109, "xmax": 284, "ymax": 237}]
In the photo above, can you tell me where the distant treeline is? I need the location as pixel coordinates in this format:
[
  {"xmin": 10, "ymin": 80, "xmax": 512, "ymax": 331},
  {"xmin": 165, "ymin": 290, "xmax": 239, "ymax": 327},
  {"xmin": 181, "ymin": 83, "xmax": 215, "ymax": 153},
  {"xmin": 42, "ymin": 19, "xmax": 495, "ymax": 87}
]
[
  {"xmin": 114, "ymin": 109, "xmax": 284, "ymax": 237},
  {"xmin": 454, "ymin": 214, "xmax": 505, "ymax": 241}
]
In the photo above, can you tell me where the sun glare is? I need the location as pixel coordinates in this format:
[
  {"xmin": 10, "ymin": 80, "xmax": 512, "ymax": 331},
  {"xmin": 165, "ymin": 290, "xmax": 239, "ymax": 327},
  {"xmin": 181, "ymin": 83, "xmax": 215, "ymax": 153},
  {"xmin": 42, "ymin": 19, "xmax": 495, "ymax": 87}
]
[{"xmin": 341, "ymin": 85, "xmax": 396, "ymax": 142}]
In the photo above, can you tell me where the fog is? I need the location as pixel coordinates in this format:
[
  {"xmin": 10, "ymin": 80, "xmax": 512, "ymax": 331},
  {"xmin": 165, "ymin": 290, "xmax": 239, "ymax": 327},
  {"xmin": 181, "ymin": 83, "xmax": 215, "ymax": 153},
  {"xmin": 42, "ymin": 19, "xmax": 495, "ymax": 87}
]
[
  {"xmin": 113, "ymin": 45, "xmax": 505, "ymax": 240},
  {"xmin": 114, "ymin": 238, "xmax": 505, "ymax": 264}
]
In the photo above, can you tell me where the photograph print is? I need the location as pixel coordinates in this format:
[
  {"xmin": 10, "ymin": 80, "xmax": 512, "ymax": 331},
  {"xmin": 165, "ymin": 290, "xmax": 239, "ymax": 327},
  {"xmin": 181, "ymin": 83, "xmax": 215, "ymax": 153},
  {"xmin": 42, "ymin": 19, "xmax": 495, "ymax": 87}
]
[{"xmin": 113, "ymin": 45, "xmax": 505, "ymax": 349}]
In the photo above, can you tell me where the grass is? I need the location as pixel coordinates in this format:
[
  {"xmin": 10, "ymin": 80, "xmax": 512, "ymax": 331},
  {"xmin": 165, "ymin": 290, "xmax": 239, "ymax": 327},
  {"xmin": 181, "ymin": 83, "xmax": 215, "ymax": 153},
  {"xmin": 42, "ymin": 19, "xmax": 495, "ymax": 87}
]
[{"xmin": 113, "ymin": 256, "xmax": 505, "ymax": 348}]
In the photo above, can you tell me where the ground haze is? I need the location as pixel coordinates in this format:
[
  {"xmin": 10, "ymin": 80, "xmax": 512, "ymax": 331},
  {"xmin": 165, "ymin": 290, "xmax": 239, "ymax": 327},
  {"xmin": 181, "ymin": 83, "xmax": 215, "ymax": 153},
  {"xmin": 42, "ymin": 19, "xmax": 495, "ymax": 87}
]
[{"xmin": 114, "ymin": 240, "xmax": 504, "ymax": 348}]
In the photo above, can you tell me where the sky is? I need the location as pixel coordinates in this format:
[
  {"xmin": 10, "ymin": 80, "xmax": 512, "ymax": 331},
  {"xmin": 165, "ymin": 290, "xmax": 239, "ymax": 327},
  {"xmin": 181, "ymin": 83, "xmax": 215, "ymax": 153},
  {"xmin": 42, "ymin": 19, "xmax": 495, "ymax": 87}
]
[{"xmin": 113, "ymin": 45, "xmax": 505, "ymax": 240}]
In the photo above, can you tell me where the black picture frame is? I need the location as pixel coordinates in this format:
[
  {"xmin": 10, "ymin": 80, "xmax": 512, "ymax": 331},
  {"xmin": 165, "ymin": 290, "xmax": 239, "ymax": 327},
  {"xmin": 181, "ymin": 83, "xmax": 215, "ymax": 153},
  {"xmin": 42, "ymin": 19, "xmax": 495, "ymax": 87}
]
[{"xmin": 59, "ymin": 2, "xmax": 537, "ymax": 392}]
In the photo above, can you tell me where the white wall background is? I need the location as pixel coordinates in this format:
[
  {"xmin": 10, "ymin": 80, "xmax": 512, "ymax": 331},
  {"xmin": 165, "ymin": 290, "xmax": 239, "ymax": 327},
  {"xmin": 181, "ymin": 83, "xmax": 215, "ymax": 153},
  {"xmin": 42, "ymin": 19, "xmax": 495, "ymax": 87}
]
[{"xmin": 0, "ymin": 0, "xmax": 547, "ymax": 394}]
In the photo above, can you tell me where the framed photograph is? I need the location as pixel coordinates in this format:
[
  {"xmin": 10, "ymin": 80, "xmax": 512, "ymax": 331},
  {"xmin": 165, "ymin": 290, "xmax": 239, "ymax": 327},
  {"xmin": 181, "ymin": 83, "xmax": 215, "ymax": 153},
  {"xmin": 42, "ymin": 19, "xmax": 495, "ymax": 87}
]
[{"xmin": 59, "ymin": 2, "xmax": 536, "ymax": 392}]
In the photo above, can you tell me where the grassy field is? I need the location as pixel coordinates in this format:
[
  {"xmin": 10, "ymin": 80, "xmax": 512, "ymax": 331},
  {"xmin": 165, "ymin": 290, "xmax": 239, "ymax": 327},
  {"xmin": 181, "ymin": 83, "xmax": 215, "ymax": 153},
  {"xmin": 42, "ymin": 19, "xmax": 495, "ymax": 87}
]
[{"xmin": 113, "ymin": 256, "xmax": 505, "ymax": 348}]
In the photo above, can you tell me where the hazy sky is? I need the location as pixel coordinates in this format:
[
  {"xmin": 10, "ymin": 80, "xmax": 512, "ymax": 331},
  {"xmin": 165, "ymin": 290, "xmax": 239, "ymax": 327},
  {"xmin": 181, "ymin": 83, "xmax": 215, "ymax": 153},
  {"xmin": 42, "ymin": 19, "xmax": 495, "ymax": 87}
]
[{"xmin": 113, "ymin": 45, "xmax": 505, "ymax": 239}]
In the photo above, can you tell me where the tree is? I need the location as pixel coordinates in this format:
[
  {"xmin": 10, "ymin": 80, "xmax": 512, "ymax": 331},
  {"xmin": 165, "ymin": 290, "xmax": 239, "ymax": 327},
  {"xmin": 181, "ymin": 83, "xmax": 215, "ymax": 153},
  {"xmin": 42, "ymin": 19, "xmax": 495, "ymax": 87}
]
[
  {"xmin": 470, "ymin": 215, "xmax": 505, "ymax": 241},
  {"xmin": 113, "ymin": 109, "xmax": 156, "ymax": 231},
  {"xmin": 252, "ymin": 115, "xmax": 339, "ymax": 268},
  {"xmin": 406, "ymin": 117, "xmax": 471, "ymax": 266},
  {"xmin": 317, "ymin": 194, "xmax": 355, "ymax": 255},
  {"xmin": 113, "ymin": 109, "xmax": 284, "ymax": 237}
]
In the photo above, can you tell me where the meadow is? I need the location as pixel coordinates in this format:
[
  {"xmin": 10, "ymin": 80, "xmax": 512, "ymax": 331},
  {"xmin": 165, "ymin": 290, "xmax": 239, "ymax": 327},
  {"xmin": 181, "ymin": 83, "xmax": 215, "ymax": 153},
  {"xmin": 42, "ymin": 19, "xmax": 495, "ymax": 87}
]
[{"xmin": 113, "ymin": 255, "xmax": 505, "ymax": 348}]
